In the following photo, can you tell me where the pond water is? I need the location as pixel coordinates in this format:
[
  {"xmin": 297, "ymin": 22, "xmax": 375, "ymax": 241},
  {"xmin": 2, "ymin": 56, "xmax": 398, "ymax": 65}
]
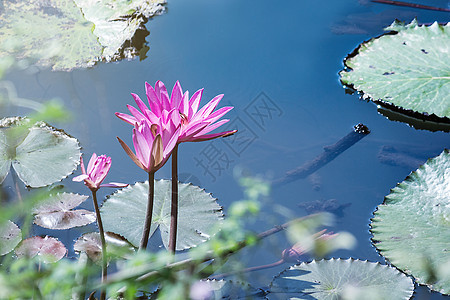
[{"xmin": 2, "ymin": 0, "xmax": 450, "ymax": 298}]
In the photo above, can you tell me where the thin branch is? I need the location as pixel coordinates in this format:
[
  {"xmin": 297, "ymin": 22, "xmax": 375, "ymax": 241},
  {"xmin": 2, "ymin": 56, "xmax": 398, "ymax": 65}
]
[
  {"xmin": 371, "ymin": 0, "xmax": 450, "ymax": 12},
  {"xmin": 103, "ymin": 214, "xmax": 316, "ymax": 286},
  {"xmin": 273, "ymin": 124, "xmax": 370, "ymax": 187}
]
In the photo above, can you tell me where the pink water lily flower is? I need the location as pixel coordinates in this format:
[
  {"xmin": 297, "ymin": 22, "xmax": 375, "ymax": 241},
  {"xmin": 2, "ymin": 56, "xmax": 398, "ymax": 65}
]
[
  {"xmin": 115, "ymin": 81, "xmax": 236, "ymax": 143},
  {"xmin": 73, "ymin": 153, "xmax": 128, "ymax": 192},
  {"xmin": 117, "ymin": 118, "xmax": 180, "ymax": 173}
]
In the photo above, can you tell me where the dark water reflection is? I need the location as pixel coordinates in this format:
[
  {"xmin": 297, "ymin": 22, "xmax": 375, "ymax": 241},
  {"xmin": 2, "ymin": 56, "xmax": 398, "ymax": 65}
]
[{"xmin": 3, "ymin": 0, "xmax": 450, "ymax": 298}]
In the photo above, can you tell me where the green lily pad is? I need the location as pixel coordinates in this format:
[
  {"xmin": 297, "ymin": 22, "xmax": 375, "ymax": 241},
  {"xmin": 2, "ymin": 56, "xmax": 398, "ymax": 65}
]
[
  {"xmin": 101, "ymin": 180, "xmax": 223, "ymax": 251},
  {"xmin": 0, "ymin": 0, "xmax": 165, "ymax": 71},
  {"xmin": 0, "ymin": 117, "xmax": 81, "ymax": 187},
  {"xmin": 0, "ymin": 220, "xmax": 22, "ymax": 256},
  {"xmin": 340, "ymin": 21, "xmax": 450, "ymax": 122},
  {"xmin": 269, "ymin": 258, "xmax": 414, "ymax": 299},
  {"xmin": 32, "ymin": 193, "xmax": 95, "ymax": 230},
  {"xmin": 0, "ymin": 0, "xmax": 102, "ymax": 71},
  {"xmin": 371, "ymin": 149, "xmax": 450, "ymax": 294}
]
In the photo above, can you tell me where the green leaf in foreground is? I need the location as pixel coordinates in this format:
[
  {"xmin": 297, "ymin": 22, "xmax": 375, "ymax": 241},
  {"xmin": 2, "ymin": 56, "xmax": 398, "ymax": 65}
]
[
  {"xmin": 371, "ymin": 149, "xmax": 450, "ymax": 294},
  {"xmin": 101, "ymin": 180, "xmax": 223, "ymax": 251},
  {"xmin": 269, "ymin": 258, "xmax": 414, "ymax": 299},
  {"xmin": 340, "ymin": 21, "xmax": 450, "ymax": 121},
  {"xmin": 0, "ymin": 117, "xmax": 81, "ymax": 187},
  {"xmin": 0, "ymin": 220, "xmax": 22, "ymax": 256}
]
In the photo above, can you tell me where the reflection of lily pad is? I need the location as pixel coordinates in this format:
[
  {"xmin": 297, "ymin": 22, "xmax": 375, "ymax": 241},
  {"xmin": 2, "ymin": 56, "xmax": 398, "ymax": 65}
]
[
  {"xmin": 0, "ymin": 220, "xmax": 22, "ymax": 256},
  {"xmin": 0, "ymin": 117, "xmax": 81, "ymax": 187},
  {"xmin": 33, "ymin": 193, "xmax": 95, "ymax": 230},
  {"xmin": 371, "ymin": 149, "xmax": 450, "ymax": 294},
  {"xmin": 340, "ymin": 21, "xmax": 450, "ymax": 122},
  {"xmin": 101, "ymin": 180, "xmax": 223, "ymax": 251},
  {"xmin": 269, "ymin": 258, "xmax": 414, "ymax": 299}
]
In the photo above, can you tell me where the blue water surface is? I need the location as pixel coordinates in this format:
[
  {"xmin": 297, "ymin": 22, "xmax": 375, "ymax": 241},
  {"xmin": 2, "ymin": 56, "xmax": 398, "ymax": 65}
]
[{"xmin": 3, "ymin": 0, "xmax": 450, "ymax": 298}]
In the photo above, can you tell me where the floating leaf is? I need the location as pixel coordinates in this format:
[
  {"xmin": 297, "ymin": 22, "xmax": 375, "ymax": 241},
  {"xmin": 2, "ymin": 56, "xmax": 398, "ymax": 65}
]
[
  {"xmin": 74, "ymin": 232, "xmax": 135, "ymax": 262},
  {"xmin": 340, "ymin": 21, "xmax": 450, "ymax": 123},
  {"xmin": 101, "ymin": 180, "xmax": 223, "ymax": 250},
  {"xmin": 0, "ymin": 117, "xmax": 80, "ymax": 187},
  {"xmin": 0, "ymin": 0, "xmax": 102, "ymax": 71},
  {"xmin": 33, "ymin": 193, "xmax": 95, "ymax": 230},
  {"xmin": 371, "ymin": 149, "xmax": 450, "ymax": 294},
  {"xmin": 15, "ymin": 236, "xmax": 67, "ymax": 263},
  {"xmin": 0, "ymin": 220, "xmax": 22, "ymax": 256},
  {"xmin": 269, "ymin": 258, "xmax": 414, "ymax": 299},
  {"xmin": 74, "ymin": 0, "xmax": 166, "ymax": 61},
  {"xmin": 190, "ymin": 280, "xmax": 267, "ymax": 299}
]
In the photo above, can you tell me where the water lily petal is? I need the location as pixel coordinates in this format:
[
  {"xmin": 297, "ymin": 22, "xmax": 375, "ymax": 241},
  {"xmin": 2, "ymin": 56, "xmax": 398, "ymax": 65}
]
[
  {"xmin": 86, "ymin": 153, "xmax": 98, "ymax": 174},
  {"xmin": 115, "ymin": 112, "xmax": 137, "ymax": 125},
  {"xmin": 192, "ymin": 129, "xmax": 237, "ymax": 142},
  {"xmin": 100, "ymin": 182, "xmax": 129, "ymax": 188},
  {"xmin": 73, "ymin": 174, "xmax": 89, "ymax": 182},
  {"xmin": 170, "ymin": 81, "xmax": 183, "ymax": 109},
  {"xmin": 188, "ymin": 89, "xmax": 203, "ymax": 117},
  {"xmin": 117, "ymin": 137, "xmax": 146, "ymax": 171}
]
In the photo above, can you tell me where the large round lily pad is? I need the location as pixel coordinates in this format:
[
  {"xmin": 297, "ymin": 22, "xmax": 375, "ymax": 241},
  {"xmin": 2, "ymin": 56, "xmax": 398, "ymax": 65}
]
[
  {"xmin": 371, "ymin": 149, "xmax": 450, "ymax": 294},
  {"xmin": 0, "ymin": 117, "xmax": 80, "ymax": 187},
  {"xmin": 340, "ymin": 21, "xmax": 450, "ymax": 122},
  {"xmin": 269, "ymin": 258, "xmax": 414, "ymax": 299},
  {"xmin": 101, "ymin": 180, "xmax": 223, "ymax": 251}
]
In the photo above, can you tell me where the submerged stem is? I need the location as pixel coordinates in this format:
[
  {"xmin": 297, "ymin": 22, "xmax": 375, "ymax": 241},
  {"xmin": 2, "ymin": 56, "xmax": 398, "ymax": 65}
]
[
  {"xmin": 92, "ymin": 191, "xmax": 107, "ymax": 300},
  {"xmin": 140, "ymin": 172, "xmax": 155, "ymax": 250},
  {"xmin": 169, "ymin": 144, "xmax": 179, "ymax": 253}
]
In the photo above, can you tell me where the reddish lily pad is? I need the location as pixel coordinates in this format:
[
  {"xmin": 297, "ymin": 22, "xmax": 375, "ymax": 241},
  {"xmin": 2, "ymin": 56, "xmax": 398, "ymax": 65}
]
[
  {"xmin": 0, "ymin": 220, "xmax": 22, "ymax": 256},
  {"xmin": 32, "ymin": 193, "xmax": 95, "ymax": 230},
  {"xmin": 15, "ymin": 236, "xmax": 67, "ymax": 263}
]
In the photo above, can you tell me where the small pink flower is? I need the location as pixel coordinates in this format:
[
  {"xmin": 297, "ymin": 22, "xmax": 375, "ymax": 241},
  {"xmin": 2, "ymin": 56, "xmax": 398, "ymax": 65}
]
[
  {"xmin": 73, "ymin": 153, "xmax": 128, "ymax": 192},
  {"xmin": 117, "ymin": 119, "xmax": 180, "ymax": 173},
  {"xmin": 115, "ymin": 80, "xmax": 236, "ymax": 143}
]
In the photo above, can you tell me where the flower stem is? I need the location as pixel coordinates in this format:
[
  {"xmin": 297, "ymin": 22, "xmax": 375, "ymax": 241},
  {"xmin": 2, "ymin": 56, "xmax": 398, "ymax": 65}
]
[
  {"xmin": 140, "ymin": 172, "xmax": 155, "ymax": 250},
  {"xmin": 168, "ymin": 144, "xmax": 179, "ymax": 253},
  {"xmin": 92, "ymin": 191, "xmax": 107, "ymax": 300}
]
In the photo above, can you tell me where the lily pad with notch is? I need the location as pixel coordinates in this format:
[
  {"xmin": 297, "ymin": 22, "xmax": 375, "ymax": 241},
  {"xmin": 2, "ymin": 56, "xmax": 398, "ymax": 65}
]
[
  {"xmin": 269, "ymin": 258, "xmax": 414, "ymax": 299},
  {"xmin": 371, "ymin": 149, "xmax": 450, "ymax": 294},
  {"xmin": 32, "ymin": 192, "xmax": 95, "ymax": 230},
  {"xmin": 101, "ymin": 180, "xmax": 223, "ymax": 251},
  {"xmin": 340, "ymin": 20, "xmax": 450, "ymax": 130},
  {"xmin": 0, "ymin": 117, "xmax": 81, "ymax": 188},
  {"xmin": 15, "ymin": 236, "xmax": 67, "ymax": 263}
]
